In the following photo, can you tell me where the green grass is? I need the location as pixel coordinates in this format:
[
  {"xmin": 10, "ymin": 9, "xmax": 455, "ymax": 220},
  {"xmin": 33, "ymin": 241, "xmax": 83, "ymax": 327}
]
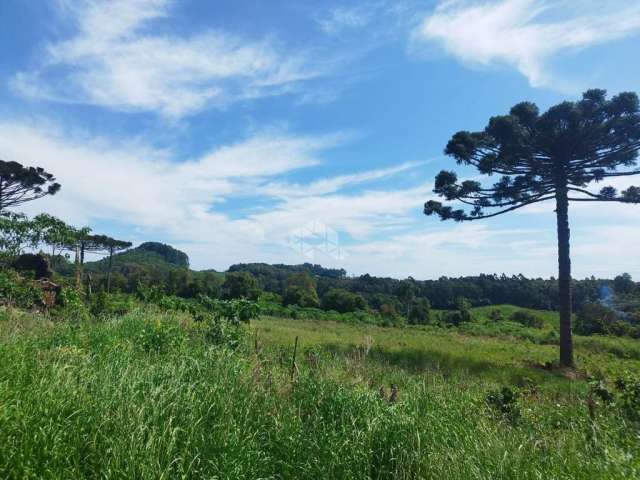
[{"xmin": 1, "ymin": 306, "xmax": 639, "ymax": 479}]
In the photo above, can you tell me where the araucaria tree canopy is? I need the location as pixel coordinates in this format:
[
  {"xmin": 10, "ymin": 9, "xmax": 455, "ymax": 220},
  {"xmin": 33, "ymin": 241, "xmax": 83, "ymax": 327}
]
[
  {"xmin": 0, "ymin": 160, "xmax": 61, "ymax": 211},
  {"xmin": 424, "ymin": 89, "xmax": 640, "ymax": 367}
]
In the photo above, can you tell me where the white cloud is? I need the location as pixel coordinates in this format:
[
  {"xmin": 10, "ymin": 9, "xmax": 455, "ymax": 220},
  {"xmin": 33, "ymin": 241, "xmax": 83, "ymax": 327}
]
[
  {"xmin": 261, "ymin": 160, "xmax": 425, "ymax": 197},
  {"xmin": 0, "ymin": 120, "xmax": 335, "ymax": 229},
  {"xmin": 12, "ymin": 0, "xmax": 325, "ymax": 117},
  {"xmin": 317, "ymin": 6, "xmax": 373, "ymax": 35},
  {"xmin": 412, "ymin": 0, "xmax": 640, "ymax": 87},
  {"xmin": 2, "ymin": 118, "xmax": 637, "ymax": 277},
  {"xmin": 0, "ymin": 119, "xmax": 434, "ymax": 270}
]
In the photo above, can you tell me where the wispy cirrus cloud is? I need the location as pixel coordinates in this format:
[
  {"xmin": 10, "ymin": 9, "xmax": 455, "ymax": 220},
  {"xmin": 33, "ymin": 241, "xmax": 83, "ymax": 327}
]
[
  {"xmin": 261, "ymin": 160, "xmax": 426, "ymax": 198},
  {"xmin": 412, "ymin": 0, "xmax": 640, "ymax": 88},
  {"xmin": 12, "ymin": 0, "xmax": 327, "ymax": 118}
]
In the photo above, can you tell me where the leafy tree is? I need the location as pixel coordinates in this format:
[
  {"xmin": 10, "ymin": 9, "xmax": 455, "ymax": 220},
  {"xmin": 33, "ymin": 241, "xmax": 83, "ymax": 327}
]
[
  {"xmin": 0, "ymin": 212, "xmax": 39, "ymax": 263},
  {"xmin": 0, "ymin": 160, "xmax": 60, "ymax": 211},
  {"xmin": 32, "ymin": 214, "xmax": 78, "ymax": 269},
  {"xmin": 221, "ymin": 272, "xmax": 260, "ymax": 300},
  {"xmin": 321, "ymin": 288, "xmax": 367, "ymax": 313},
  {"xmin": 395, "ymin": 278, "xmax": 416, "ymax": 317},
  {"xmin": 283, "ymin": 272, "xmax": 320, "ymax": 308},
  {"xmin": 424, "ymin": 89, "xmax": 640, "ymax": 366},
  {"xmin": 408, "ymin": 297, "xmax": 432, "ymax": 325},
  {"xmin": 613, "ymin": 273, "xmax": 635, "ymax": 295}
]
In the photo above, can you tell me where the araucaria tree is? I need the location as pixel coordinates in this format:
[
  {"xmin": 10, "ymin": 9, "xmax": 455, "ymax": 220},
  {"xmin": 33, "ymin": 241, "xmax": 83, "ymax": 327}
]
[
  {"xmin": 424, "ymin": 89, "xmax": 640, "ymax": 367},
  {"xmin": 0, "ymin": 160, "xmax": 60, "ymax": 212},
  {"xmin": 90, "ymin": 235, "xmax": 132, "ymax": 292}
]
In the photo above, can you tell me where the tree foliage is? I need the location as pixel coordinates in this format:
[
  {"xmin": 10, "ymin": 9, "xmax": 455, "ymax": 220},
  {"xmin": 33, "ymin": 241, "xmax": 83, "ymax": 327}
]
[
  {"xmin": 283, "ymin": 272, "xmax": 320, "ymax": 308},
  {"xmin": 222, "ymin": 272, "xmax": 260, "ymax": 300},
  {"xmin": 425, "ymin": 90, "xmax": 640, "ymax": 222},
  {"xmin": 321, "ymin": 288, "xmax": 367, "ymax": 313},
  {"xmin": 0, "ymin": 160, "xmax": 60, "ymax": 211}
]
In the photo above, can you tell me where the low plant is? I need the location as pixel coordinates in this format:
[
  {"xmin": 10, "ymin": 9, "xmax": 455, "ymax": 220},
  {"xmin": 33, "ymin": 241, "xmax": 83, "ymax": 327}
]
[
  {"xmin": 486, "ymin": 386, "xmax": 521, "ymax": 424},
  {"xmin": 510, "ymin": 310, "xmax": 545, "ymax": 329}
]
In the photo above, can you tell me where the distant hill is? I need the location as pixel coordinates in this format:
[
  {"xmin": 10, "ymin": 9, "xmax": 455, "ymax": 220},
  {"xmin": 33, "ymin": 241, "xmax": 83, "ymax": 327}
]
[{"xmin": 85, "ymin": 242, "xmax": 190, "ymax": 273}]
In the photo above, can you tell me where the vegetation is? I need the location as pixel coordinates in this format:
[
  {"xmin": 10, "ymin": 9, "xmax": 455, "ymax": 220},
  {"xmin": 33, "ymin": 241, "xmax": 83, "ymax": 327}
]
[
  {"xmin": 2, "ymin": 91, "xmax": 640, "ymax": 477},
  {"xmin": 425, "ymin": 89, "xmax": 640, "ymax": 366},
  {"xmin": 0, "ymin": 159, "xmax": 60, "ymax": 211},
  {"xmin": 1, "ymin": 305, "xmax": 639, "ymax": 479}
]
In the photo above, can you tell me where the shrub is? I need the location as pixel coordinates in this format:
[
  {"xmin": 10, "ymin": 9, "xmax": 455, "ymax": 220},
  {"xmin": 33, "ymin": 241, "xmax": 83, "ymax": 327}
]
[
  {"xmin": 575, "ymin": 303, "xmax": 619, "ymax": 336},
  {"xmin": 52, "ymin": 287, "xmax": 91, "ymax": 322},
  {"xmin": 90, "ymin": 292, "xmax": 138, "ymax": 317},
  {"xmin": 12, "ymin": 253, "xmax": 52, "ymax": 279},
  {"xmin": 136, "ymin": 319, "xmax": 184, "ymax": 353},
  {"xmin": 486, "ymin": 386, "xmax": 520, "ymax": 424},
  {"xmin": 509, "ymin": 310, "xmax": 544, "ymax": 329},
  {"xmin": 0, "ymin": 270, "xmax": 43, "ymax": 309},
  {"xmin": 615, "ymin": 372, "xmax": 640, "ymax": 422},
  {"xmin": 283, "ymin": 285, "xmax": 320, "ymax": 308}
]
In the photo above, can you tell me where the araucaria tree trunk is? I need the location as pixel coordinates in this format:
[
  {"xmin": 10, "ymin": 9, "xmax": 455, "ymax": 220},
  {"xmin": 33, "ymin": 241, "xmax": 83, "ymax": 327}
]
[{"xmin": 555, "ymin": 184, "xmax": 573, "ymax": 367}]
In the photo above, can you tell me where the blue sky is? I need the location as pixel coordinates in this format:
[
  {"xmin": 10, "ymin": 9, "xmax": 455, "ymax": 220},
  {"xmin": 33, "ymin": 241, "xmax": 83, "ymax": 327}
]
[{"xmin": 1, "ymin": 0, "xmax": 640, "ymax": 278}]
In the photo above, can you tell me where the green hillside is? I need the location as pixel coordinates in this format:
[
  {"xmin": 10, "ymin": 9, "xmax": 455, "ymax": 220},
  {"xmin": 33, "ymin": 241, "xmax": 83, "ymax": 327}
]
[{"xmin": 85, "ymin": 242, "xmax": 190, "ymax": 272}]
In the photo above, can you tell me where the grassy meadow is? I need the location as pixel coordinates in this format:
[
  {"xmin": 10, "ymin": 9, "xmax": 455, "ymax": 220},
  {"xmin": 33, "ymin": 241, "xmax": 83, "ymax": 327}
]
[{"xmin": 1, "ymin": 305, "xmax": 639, "ymax": 479}]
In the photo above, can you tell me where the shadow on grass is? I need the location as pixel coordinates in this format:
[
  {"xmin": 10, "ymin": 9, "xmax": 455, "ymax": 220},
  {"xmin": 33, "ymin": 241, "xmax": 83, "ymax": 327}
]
[{"xmin": 322, "ymin": 341, "xmax": 562, "ymax": 385}]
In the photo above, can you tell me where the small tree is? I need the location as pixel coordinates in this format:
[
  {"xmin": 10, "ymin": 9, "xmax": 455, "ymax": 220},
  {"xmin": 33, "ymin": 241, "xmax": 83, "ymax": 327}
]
[
  {"xmin": 283, "ymin": 272, "xmax": 320, "ymax": 308},
  {"xmin": 0, "ymin": 213, "xmax": 39, "ymax": 264},
  {"xmin": 424, "ymin": 89, "xmax": 640, "ymax": 366},
  {"xmin": 60, "ymin": 228, "xmax": 93, "ymax": 287},
  {"xmin": 395, "ymin": 278, "xmax": 416, "ymax": 318},
  {"xmin": 0, "ymin": 160, "xmax": 60, "ymax": 212},
  {"xmin": 32, "ymin": 214, "xmax": 78, "ymax": 269},
  {"xmin": 408, "ymin": 298, "xmax": 432, "ymax": 325}
]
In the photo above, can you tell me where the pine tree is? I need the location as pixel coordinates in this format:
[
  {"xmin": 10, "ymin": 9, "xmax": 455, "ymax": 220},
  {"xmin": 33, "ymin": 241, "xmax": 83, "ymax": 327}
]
[{"xmin": 424, "ymin": 89, "xmax": 640, "ymax": 367}]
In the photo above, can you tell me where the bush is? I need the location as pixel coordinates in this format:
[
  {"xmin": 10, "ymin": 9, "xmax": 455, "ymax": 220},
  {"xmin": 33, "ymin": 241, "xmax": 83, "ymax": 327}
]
[
  {"xmin": 442, "ymin": 297, "xmax": 473, "ymax": 326},
  {"xmin": 90, "ymin": 292, "xmax": 138, "ymax": 317},
  {"xmin": 0, "ymin": 270, "xmax": 43, "ymax": 309},
  {"xmin": 52, "ymin": 287, "xmax": 91, "ymax": 322},
  {"xmin": 615, "ymin": 372, "xmax": 640, "ymax": 422},
  {"xmin": 486, "ymin": 386, "xmax": 520, "ymax": 424},
  {"xmin": 283, "ymin": 285, "xmax": 320, "ymax": 308},
  {"xmin": 136, "ymin": 319, "xmax": 185, "ymax": 353},
  {"xmin": 575, "ymin": 302, "xmax": 619, "ymax": 335},
  {"xmin": 12, "ymin": 253, "xmax": 52, "ymax": 279},
  {"xmin": 488, "ymin": 309, "xmax": 504, "ymax": 322},
  {"xmin": 509, "ymin": 310, "xmax": 544, "ymax": 329}
]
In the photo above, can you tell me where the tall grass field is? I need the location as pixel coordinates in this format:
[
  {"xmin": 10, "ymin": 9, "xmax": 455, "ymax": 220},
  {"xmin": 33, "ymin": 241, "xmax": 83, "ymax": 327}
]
[{"xmin": 1, "ymin": 306, "xmax": 639, "ymax": 479}]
